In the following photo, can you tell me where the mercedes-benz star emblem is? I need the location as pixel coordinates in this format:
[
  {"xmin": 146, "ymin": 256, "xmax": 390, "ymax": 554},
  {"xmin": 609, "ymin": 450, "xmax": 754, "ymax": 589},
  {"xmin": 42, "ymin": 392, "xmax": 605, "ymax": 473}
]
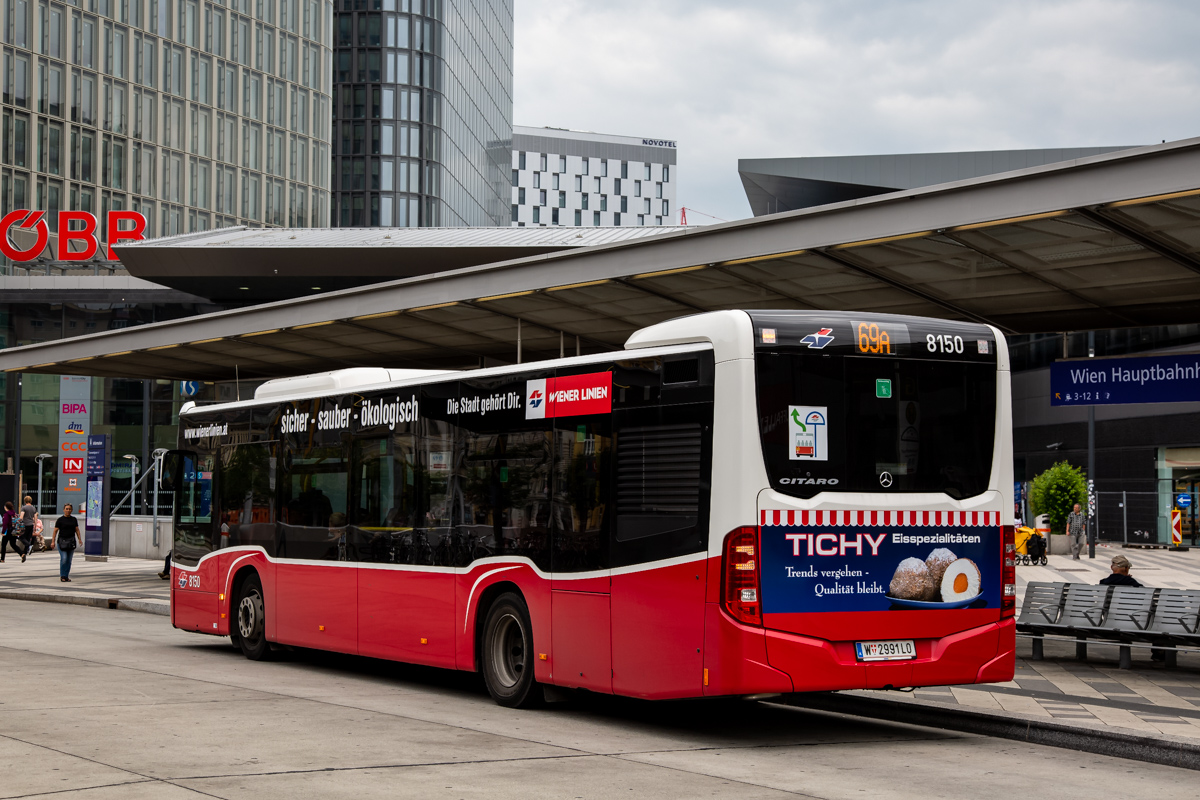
[{"xmin": 879, "ymin": 471, "xmax": 893, "ymax": 488}]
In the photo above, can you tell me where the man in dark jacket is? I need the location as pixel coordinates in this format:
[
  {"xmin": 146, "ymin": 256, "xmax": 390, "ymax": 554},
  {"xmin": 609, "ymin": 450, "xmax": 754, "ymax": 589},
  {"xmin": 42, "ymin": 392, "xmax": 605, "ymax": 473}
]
[{"xmin": 1099, "ymin": 554, "xmax": 1142, "ymax": 587}]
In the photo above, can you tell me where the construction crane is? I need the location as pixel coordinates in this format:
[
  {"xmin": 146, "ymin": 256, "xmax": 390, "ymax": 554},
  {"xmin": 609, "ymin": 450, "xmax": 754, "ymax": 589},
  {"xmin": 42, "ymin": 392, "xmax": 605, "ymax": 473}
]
[{"xmin": 679, "ymin": 207, "xmax": 727, "ymax": 226}]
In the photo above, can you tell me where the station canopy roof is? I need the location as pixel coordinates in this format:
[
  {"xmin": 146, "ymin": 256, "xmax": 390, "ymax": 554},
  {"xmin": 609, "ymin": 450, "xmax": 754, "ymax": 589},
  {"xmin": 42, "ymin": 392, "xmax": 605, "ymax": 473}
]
[
  {"xmin": 5, "ymin": 137, "xmax": 1200, "ymax": 381},
  {"xmin": 116, "ymin": 224, "xmax": 681, "ymax": 302}
]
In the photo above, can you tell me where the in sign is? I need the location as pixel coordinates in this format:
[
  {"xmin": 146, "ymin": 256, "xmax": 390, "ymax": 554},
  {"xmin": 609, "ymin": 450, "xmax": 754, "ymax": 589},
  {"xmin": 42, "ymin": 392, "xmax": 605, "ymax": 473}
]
[{"xmin": 1177, "ymin": 494, "xmax": 1192, "ymax": 509}]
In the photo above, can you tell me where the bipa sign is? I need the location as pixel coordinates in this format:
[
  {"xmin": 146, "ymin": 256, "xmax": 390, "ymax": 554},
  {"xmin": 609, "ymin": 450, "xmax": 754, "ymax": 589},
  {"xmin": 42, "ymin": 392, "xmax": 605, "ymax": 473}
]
[
  {"xmin": 0, "ymin": 210, "xmax": 146, "ymax": 261},
  {"xmin": 62, "ymin": 403, "xmax": 88, "ymax": 414}
]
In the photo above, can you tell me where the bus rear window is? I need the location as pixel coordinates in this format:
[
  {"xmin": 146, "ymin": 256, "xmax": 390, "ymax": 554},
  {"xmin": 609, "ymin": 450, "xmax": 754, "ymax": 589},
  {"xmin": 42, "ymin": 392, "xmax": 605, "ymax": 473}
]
[{"xmin": 756, "ymin": 352, "xmax": 997, "ymax": 499}]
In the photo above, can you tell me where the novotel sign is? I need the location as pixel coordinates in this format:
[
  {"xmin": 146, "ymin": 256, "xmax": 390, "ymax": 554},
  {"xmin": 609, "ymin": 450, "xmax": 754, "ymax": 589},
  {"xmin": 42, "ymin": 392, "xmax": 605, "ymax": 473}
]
[
  {"xmin": 641, "ymin": 139, "xmax": 677, "ymax": 148},
  {"xmin": 0, "ymin": 209, "xmax": 147, "ymax": 262}
]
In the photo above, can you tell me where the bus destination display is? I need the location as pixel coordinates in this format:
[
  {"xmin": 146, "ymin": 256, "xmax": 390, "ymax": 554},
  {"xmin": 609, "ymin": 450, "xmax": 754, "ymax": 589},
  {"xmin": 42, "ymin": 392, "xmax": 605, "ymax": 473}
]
[{"xmin": 852, "ymin": 320, "xmax": 909, "ymax": 355}]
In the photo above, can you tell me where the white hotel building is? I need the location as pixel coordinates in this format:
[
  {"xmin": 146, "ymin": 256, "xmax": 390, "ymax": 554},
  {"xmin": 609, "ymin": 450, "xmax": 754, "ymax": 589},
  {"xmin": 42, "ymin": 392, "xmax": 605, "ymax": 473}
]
[{"xmin": 510, "ymin": 126, "xmax": 678, "ymax": 227}]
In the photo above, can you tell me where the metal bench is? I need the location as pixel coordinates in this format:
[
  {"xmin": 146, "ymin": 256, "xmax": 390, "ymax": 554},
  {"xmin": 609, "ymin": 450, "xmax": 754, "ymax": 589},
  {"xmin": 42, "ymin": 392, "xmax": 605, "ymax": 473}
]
[
  {"xmin": 1015, "ymin": 581, "xmax": 1066, "ymax": 659},
  {"xmin": 1052, "ymin": 584, "xmax": 1114, "ymax": 660},
  {"xmin": 1017, "ymin": 583, "xmax": 1200, "ymax": 668},
  {"xmin": 1096, "ymin": 586, "xmax": 1157, "ymax": 669},
  {"xmin": 1147, "ymin": 589, "xmax": 1200, "ymax": 667}
]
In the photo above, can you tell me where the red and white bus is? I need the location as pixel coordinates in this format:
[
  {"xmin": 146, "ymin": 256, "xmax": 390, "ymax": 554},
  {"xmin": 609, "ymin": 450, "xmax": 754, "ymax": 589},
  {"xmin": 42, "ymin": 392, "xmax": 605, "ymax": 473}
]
[{"xmin": 167, "ymin": 309, "xmax": 1015, "ymax": 706}]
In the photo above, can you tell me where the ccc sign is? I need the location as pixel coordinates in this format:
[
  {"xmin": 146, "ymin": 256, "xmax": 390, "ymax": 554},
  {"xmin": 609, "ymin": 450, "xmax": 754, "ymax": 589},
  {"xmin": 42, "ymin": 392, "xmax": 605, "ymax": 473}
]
[{"xmin": 61, "ymin": 442, "xmax": 88, "ymax": 451}]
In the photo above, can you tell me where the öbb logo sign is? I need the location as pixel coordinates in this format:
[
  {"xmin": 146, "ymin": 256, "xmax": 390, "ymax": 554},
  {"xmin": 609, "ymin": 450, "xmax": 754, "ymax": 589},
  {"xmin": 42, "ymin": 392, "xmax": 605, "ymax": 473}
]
[{"xmin": 0, "ymin": 210, "xmax": 146, "ymax": 262}]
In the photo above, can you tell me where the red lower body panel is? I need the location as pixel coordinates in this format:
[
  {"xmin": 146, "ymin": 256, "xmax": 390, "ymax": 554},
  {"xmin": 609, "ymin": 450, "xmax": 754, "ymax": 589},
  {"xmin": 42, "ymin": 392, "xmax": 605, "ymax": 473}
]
[
  {"xmin": 702, "ymin": 603, "xmax": 793, "ymax": 696},
  {"xmin": 274, "ymin": 563, "xmax": 358, "ymax": 654},
  {"xmin": 172, "ymin": 587, "xmax": 218, "ymax": 633},
  {"xmin": 551, "ymin": 590, "xmax": 612, "ymax": 692},
  {"xmin": 359, "ymin": 569, "xmax": 456, "ymax": 668},
  {"xmin": 611, "ymin": 559, "xmax": 707, "ymax": 699},
  {"xmin": 172, "ymin": 549, "xmax": 1014, "ymax": 699}
]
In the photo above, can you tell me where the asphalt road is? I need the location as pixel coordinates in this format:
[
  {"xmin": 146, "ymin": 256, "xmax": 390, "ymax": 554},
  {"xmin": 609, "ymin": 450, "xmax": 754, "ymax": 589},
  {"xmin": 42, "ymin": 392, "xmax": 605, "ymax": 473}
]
[{"xmin": 0, "ymin": 599, "xmax": 1194, "ymax": 799}]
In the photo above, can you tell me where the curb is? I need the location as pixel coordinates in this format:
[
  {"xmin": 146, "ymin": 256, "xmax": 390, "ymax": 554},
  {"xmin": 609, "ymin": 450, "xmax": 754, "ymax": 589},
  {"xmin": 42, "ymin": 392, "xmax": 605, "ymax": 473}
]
[
  {"xmin": 0, "ymin": 590, "xmax": 169, "ymax": 616},
  {"xmin": 778, "ymin": 691, "xmax": 1200, "ymax": 771}
]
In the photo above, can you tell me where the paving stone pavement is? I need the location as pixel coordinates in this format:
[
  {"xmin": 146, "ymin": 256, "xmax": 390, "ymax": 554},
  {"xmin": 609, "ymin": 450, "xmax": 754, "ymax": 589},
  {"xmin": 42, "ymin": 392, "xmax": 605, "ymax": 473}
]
[
  {"xmin": 1015, "ymin": 541, "xmax": 1200, "ymax": 593},
  {"xmin": 0, "ymin": 548, "xmax": 168, "ymax": 605}
]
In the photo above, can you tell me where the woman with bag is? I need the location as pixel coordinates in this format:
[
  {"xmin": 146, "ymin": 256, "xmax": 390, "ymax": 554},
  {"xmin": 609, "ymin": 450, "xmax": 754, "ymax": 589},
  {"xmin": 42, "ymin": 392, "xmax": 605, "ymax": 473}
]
[
  {"xmin": 50, "ymin": 503, "xmax": 82, "ymax": 582},
  {"xmin": 0, "ymin": 501, "xmax": 20, "ymax": 562}
]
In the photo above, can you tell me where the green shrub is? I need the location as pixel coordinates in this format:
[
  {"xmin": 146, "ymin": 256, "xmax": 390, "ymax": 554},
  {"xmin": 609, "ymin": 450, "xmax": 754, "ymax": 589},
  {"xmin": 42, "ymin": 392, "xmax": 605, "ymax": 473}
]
[{"xmin": 1029, "ymin": 461, "xmax": 1087, "ymax": 535}]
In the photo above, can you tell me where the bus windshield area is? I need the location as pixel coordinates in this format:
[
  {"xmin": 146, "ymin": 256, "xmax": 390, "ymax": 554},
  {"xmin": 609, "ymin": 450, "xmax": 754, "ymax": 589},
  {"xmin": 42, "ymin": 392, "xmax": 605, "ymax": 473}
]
[{"xmin": 756, "ymin": 351, "xmax": 997, "ymax": 499}]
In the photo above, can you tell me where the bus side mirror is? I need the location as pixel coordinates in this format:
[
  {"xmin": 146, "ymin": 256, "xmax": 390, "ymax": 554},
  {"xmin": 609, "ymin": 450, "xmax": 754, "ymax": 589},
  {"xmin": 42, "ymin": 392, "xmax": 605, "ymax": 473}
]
[{"xmin": 159, "ymin": 451, "xmax": 185, "ymax": 492}]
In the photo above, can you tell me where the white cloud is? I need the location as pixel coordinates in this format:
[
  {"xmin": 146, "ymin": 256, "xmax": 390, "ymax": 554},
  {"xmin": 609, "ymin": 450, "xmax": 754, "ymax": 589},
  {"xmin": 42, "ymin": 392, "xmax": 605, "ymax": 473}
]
[{"xmin": 514, "ymin": 0, "xmax": 1200, "ymax": 222}]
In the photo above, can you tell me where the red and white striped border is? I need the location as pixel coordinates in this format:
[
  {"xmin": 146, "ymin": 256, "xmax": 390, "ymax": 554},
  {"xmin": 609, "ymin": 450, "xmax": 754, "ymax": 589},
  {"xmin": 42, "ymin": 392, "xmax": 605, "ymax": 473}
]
[{"xmin": 760, "ymin": 509, "xmax": 1000, "ymax": 528}]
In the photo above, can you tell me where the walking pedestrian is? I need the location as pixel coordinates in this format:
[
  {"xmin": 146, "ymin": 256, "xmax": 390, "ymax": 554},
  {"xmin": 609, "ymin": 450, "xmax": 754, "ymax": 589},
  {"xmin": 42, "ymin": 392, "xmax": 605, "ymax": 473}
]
[
  {"xmin": 1066, "ymin": 502, "xmax": 1087, "ymax": 560},
  {"xmin": 0, "ymin": 501, "xmax": 20, "ymax": 562},
  {"xmin": 50, "ymin": 503, "xmax": 82, "ymax": 582},
  {"xmin": 13, "ymin": 495, "xmax": 38, "ymax": 562}
]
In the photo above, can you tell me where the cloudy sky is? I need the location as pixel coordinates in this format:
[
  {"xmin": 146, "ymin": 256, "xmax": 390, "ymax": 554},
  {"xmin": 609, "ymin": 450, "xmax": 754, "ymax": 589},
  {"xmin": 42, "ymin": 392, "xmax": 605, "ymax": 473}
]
[{"xmin": 513, "ymin": 0, "xmax": 1200, "ymax": 223}]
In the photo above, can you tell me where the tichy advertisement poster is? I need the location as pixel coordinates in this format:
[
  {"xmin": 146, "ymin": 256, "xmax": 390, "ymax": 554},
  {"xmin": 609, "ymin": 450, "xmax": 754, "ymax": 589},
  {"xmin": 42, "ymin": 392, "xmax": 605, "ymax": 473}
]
[{"xmin": 760, "ymin": 512, "xmax": 1000, "ymax": 612}]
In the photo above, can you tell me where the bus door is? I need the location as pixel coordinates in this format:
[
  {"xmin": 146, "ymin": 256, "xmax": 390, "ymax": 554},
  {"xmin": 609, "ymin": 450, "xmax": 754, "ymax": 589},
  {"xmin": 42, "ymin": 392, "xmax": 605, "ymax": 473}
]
[
  {"xmin": 353, "ymin": 432, "xmax": 455, "ymax": 668},
  {"xmin": 551, "ymin": 414, "xmax": 612, "ymax": 693},
  {"xmin": 609, "ymin": 400, "xmax": 711, "ymax": 699},
  {"xmin": 274, "ymin": 425, "xmax": 358, "ymax": 654},
  {"xmin": 164, "ymin": 449, "xmax": 219, "ymax": 631}
]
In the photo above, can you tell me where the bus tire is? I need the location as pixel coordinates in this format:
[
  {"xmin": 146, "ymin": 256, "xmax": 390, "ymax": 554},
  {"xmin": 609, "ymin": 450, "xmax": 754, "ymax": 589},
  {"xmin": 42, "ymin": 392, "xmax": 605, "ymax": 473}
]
[
  {"xmin": 234, "ymin": 573, "xmax": 272, "ymax": 661},
  {"xmin": 481, "ymin": 592, "xmax": 541, "ymax": 708}
]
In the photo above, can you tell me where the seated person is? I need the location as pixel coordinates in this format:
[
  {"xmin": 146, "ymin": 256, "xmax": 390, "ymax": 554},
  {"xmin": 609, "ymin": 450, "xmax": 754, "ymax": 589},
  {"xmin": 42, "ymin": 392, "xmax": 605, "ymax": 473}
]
[{"xmin": 1099, "ymin": 554, "xmax": 1142, "ymax": 587}]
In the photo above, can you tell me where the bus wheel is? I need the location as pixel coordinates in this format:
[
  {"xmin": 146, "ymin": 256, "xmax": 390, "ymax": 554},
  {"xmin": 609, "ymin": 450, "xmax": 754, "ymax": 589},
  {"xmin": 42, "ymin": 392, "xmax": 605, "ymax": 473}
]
[
  {"xmin": 481, "ymin": 592, "xmax": 541, "ymax": 708},
  {"xmin": 234, "ymin": 574, "xmax": 272, "ymax": 661}
]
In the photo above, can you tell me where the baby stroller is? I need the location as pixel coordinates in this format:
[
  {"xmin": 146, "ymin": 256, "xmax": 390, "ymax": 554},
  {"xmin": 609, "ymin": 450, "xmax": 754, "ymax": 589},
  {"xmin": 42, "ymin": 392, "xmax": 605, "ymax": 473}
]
[
  {"xmin": 31, "ymin": 518, "xmax": 48, "ymax": 552},
  {"xmin": 1015, "ymin": 525, "xmax": 1047, "ymax": 565}
]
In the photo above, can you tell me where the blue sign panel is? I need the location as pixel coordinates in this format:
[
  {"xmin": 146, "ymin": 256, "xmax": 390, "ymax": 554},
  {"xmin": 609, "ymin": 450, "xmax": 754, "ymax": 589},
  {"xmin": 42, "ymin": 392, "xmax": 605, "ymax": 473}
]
[
  {"xmin": 760, "ymin": 520, "xmax": 1000, "ymax": 613},
  {"xmin": 1178, "ymin": 494, "xmax": 1192, "ymax": 509},
  {"xmin": 1051, "ymin": 355, "xmax": 1200, "ymax": 406},
  {"xmin": 84, "ymin": 434, "xmax": 108, "ymax": 555},
  {"xmin": 181, "ymin": 380, "xmax": 201, "ymax": 397}
]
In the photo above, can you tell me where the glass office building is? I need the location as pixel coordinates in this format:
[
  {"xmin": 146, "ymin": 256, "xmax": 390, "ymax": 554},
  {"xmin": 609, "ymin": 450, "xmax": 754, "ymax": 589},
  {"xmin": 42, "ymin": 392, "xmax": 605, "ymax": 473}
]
[
  {"xmin": 0, "ymin": 0, "xmax": 337, "ymax": 514},
  {"xmin": 331, "ymin": 0, "xmax": 512, "ymax": 227},
  {"xmin": 0, "ymin": 0, "xmax": 333, "ymax": 241}
]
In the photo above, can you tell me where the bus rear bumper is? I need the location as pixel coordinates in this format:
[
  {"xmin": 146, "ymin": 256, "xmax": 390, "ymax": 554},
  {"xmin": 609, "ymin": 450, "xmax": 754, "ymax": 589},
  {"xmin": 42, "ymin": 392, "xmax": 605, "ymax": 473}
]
[
  {"xmin": 703, "ymin": 609, "xmax": 1015, "ymax": 695},
  {"xmin": 763, "ymin": 617, "xmax": 1015, "ymax": 692}
]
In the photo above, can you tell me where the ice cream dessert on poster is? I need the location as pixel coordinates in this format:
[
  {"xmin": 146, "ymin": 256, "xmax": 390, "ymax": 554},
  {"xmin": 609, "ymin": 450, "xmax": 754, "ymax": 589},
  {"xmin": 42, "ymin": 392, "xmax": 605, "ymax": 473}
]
[{"xmin": 760, "ymin": 517, "xmax": 1000, "ymax": 612}]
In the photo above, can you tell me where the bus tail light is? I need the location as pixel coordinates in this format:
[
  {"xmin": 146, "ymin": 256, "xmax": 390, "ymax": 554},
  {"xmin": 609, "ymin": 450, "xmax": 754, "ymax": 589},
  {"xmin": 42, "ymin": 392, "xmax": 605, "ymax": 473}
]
[
  {"xmin": 722, "ymin": 526, "xmax": 762, "ymax": 626},
  {"xmin": 1001, "ymin": 525, "xmax": 1016, "ymax": 618}
]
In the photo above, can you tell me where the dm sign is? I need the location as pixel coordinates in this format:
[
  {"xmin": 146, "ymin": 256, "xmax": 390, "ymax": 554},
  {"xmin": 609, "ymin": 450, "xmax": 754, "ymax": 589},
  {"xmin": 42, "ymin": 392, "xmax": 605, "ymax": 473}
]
[{"xmin": 1051, "ymin": 354, "xmax": 1200, "ymax": 406}]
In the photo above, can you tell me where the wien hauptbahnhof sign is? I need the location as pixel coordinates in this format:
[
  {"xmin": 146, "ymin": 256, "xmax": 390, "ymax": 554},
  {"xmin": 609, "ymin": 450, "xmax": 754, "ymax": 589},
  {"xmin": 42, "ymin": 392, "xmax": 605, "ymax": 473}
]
[{"xmin": 1051, "ymin": 354, "xmax": 1200, "ymax": 406}]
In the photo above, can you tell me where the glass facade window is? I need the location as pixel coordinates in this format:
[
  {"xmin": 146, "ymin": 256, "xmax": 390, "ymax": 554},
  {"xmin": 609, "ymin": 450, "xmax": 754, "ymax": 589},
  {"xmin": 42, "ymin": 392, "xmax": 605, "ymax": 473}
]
[
  {"xmin": 0, "ymin": 0, "xmax": 333, "ymax": 257},
  {"xmin": 332, "ymin": 1, "xmax": 511, "ymax": 228}
]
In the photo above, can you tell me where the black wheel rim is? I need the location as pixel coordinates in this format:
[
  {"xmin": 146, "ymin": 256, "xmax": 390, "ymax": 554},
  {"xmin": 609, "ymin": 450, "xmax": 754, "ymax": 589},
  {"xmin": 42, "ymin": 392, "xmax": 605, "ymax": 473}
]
[{"xmin": 238, "ymin": 588, "xmax": 264, "ymax": 644}]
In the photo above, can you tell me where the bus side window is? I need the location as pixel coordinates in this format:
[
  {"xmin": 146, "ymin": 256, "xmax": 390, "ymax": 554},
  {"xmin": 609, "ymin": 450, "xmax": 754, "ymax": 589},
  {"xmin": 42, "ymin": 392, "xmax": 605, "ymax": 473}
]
[
  {"xmin": 349, "ymin": 434, "xmax": 417, "ymax": 564},
  {"xmin": 611, "ymin": 402, "xmax": 713, "ymax": 567},
  {"xmin": 278, "ymin": 441, "xmax": 348, "ymax": 561},
  {"xmin": 218, "ymin": 442, "xmax": 277, "ymax": 554},
  {"xmin": 171, "ymin": 450, "xmax": 215, "ymax": 566},
  {"xmin": 551, "ymin": 416, "xmax": 612, "ymax": 573}
]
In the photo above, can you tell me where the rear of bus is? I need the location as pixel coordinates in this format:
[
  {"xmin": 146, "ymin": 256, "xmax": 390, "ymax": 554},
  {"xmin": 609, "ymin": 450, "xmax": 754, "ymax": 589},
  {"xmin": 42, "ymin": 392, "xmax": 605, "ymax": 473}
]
[{"xmin": 715, "ymin": 311, "xmax": 1014, "ymax": 693}]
